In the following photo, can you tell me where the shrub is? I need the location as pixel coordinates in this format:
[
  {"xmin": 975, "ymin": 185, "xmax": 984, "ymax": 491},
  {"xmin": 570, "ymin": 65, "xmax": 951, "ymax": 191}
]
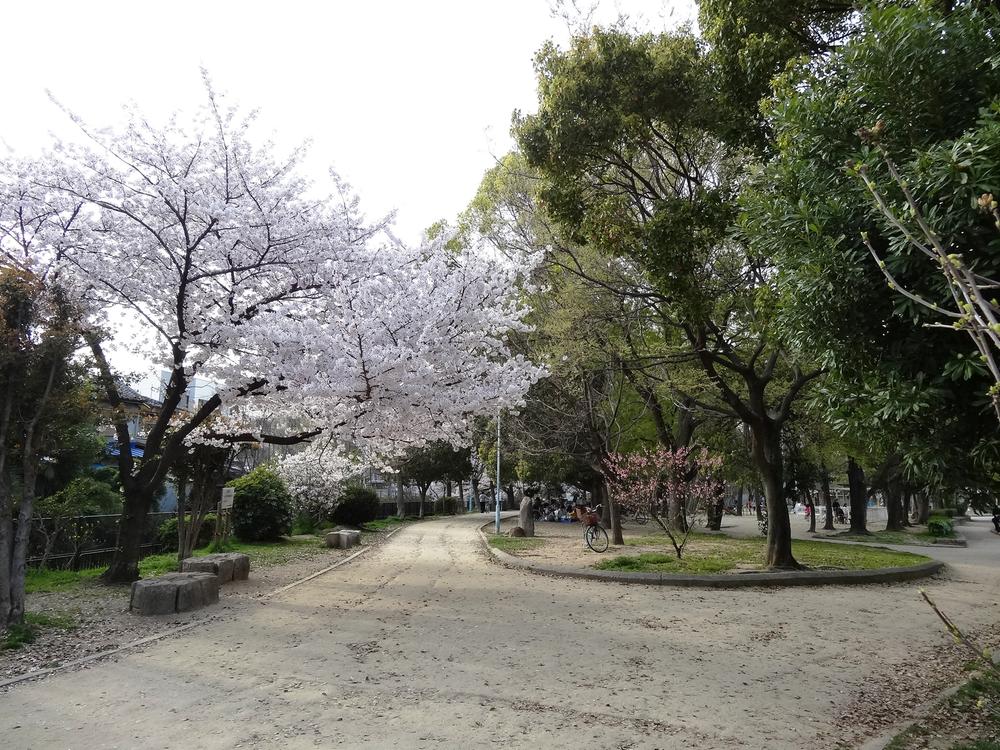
[
  {"xmin": 157, "ymin": 514, "xmax": 217, "ymax": 552},
  {"xmin": 436, "ymin": 496, "xmax": 459, "ymax": 515},
  {"xmin": 955, "ymin": 501, "xmax": 969, "ymax": 517},
  {"xmin": 934, "ymin": 507, "xmax": 956, "ymax": 518},
  {"xmin": 927, "ymin": 517, "xmax": 954, "ymax": 538},
  {"xmin": 331, "ymin": 485, "xmax": 380, "ymax": 527},
  {"xmin": 230, "ymin": 467, "xmax": 293, "ymax": 542},
  {"xmin": 291, "ymin": 514, "xmax": 318, "ymax": 535}
]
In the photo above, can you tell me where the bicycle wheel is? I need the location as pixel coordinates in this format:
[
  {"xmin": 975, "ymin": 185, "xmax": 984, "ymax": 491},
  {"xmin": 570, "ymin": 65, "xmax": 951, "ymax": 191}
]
[{"xmin": 586, "ymin": 524, "xmax": 609, "ymax": 553}]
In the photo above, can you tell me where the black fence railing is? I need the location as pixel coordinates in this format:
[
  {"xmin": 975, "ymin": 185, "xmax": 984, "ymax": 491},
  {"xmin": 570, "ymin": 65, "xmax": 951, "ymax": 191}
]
[{"xmin": 24, "ymin": 512, "xmax": 173, "ymax": 571}]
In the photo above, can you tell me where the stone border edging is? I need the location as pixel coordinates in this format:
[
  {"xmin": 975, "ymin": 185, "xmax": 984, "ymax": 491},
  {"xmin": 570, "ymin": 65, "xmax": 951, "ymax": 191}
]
[
  {"xmin": 478, "ymin": 523, "xmax": 944, "ymax": 588},
  {"xmin": 0, "ymin": 525, "xmax": 404, "ymax": 691}
]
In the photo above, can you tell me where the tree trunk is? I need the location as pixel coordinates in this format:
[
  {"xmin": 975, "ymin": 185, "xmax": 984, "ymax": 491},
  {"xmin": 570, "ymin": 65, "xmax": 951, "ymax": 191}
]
[
  {"xmin": 604, "ymin": 479, "xmax": 623, "ymax": 545},
  {"xmin": 175, "ymin": 474, "xmax": 189, "ymax": 564},
  {"xmin": 915, "ymin": 492, "xmax": 930, "ymax": 524},
  {"xmin": 750, "ymin": 418, "xmax": 798, "ymax": 569},
  {"xmin": 445, "ymin": 480, "xmax": 452, "ymax": 499},
  {"xmin": 518, "ymin": 496, "xmax": 535, "ymax": 537},
  {"xmin": 902, "ymin": 487, "xmax": 913, "ymax": 526},
  {"xmin": 458, "ymin": 480, "xmax": 465, "ymax": 513},
  {"xmin": 667, "ymin": 493, "xmax": 684, "ymax": 532},
  {"xmin": 735, "ymin": 485, "xmax": 744, "ymax": 516},
  {"xmin": 882, "ymin": 454, "xmax": 906, "ymax": 532},
  {"xmin": 847, "ymin": 456, "xmax": 869, "ymax": 535},
  {"xmin": 504, "ymin": 485, "xmax": 515, "ymax": 511},
  {"xmin": 418, "ymin": 486, "xmax": 426, "ymax": 518},
  {"xmin": 472, "ymin": 480, "xmax": 481, "ymax": 513},
  {"xmin": 807, "ymin": 494, "xmax": 817, "ymax": 534},
  {"xmin": 396, "ymin": 475, "xmax": 406, "ymax": 518},
  {"xmin": 820, "ymin": 465, "xmax": 834, "ymax": 531},
  {"xmin": 9, "ymin": 461, "xmax": 39, "ymax": 625},
  {"xmin": 101, "ymin": 484, "xmax": 155, "ymax": 583}
]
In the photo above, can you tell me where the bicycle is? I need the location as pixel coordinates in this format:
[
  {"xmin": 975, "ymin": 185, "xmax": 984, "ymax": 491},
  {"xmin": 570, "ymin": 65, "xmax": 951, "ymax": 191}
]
[
  {"xmin": 578, "ymin": 504, "xmax": 610, "ymax": 553},
  {"xmin": 629, "ymin": 507, "xmax": 649, "ymax": 525}
]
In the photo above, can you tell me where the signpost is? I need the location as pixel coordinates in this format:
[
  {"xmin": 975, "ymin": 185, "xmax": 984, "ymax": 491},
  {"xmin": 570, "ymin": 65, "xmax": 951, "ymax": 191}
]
[{"xmin": 216, "ymin": 487, "xmax": 235, "ymax": 547}]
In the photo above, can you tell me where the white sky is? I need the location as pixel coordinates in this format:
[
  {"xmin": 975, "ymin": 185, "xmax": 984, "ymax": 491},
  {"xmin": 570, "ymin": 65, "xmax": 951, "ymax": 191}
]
[
  {"xmin": 1, "ymin": 0, "xmax": 696, "ymax": 393},
  {"xmin": 2, "ymin": 0, "xmax": 695, "ymax": 242}
]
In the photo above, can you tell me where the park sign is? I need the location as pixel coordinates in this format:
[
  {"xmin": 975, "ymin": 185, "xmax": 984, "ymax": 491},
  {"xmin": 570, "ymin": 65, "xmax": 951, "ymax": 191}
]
[{"xmin": 220, "ymin": 487, "xmax": 235, "ymax": 510}]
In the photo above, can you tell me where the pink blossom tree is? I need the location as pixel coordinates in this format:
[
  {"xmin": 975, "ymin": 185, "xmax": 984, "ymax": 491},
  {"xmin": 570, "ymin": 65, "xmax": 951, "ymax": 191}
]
[
  {"xmin": 3, "ymin": 79, "xmax": 544, "ymax": 582},
  {"xmin": 604, "ymin": 447, "xmax": 726, "ymax": 558}
]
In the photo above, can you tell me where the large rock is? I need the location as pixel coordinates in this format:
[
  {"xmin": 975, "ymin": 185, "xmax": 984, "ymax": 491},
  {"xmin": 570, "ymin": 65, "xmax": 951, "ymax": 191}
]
[
  {"xmin": 325, "ymin": 530, "xmax": 361, "ymax": 549},
  {"xmin": 181, "ymin": 553, "xmax": 250, "ymax": 584},
  {"xmin": 130, "ymin": 571, "xmax": 220, "ymax": 616},
  {"xmin": 519, "ymin": 496, "xmax": 535, "ymax": 537}
]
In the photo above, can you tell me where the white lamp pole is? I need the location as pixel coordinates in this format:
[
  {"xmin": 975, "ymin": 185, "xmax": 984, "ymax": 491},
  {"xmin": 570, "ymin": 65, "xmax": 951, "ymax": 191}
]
[{"xmin": 495, "ymin": 405, "xmax": 502, "ymax": 534}]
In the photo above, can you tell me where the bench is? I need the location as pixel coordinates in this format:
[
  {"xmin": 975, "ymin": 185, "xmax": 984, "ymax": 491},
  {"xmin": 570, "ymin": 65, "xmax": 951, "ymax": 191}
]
[
  {"xmin": 130, "ymin": 571, "xmax": 220, "ymax": 616},
  {"xmin": 180, "ymin": 552, "xmax": 251, "ymax": 584},
  {"xmin": 325, "ymin": 529, "xmax": 361, "ymax": 549}
]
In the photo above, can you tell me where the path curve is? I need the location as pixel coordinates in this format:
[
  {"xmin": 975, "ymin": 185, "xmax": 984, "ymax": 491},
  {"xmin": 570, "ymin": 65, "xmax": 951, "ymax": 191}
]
[{"xmin": 2, "ymin": 514, "xmax": 998, "ymax": 749}]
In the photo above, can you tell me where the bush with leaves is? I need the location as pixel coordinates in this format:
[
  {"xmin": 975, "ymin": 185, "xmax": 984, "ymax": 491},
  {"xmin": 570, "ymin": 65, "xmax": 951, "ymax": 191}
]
[
  {"xmin": 229, "ymin": 467, "xmax": 293, "ymax": 542},
  {"xmin": 927, "ymin": 517, "xmax": 955, "ymax": 538},
  {"xmin": 331, "ymin": 485, "xmax": 380, "ymax": 527},
  {"xmin": 157, "ymin": 514, "xmax": 218, "ymax": 552}
]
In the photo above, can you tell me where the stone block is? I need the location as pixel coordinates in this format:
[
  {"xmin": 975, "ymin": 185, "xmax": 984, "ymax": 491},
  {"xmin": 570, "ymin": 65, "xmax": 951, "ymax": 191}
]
[
  {"xmin": 342, "ymin": 530, "xmax": 361, "ymax": 546},
  {"xmin": 130, "ymin": 578, "xmax": 178, "ymax": 616},
  {"xmin": 229, "ymin": 553, "xmax": 250, "ymax": 580},
  {"xmin": 129, "ymin": 572, "xmax": 219, "ymax": 616},
  {"xmin": 181, "ymin": 553, "xmax": 248, "ymax": 584}
]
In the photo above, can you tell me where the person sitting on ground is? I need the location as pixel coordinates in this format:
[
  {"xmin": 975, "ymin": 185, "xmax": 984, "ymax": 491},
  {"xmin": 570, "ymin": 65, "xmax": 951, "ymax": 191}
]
[{"xmin": 992, "ymin": 506, "xmax": 1000, "ymax": 534}]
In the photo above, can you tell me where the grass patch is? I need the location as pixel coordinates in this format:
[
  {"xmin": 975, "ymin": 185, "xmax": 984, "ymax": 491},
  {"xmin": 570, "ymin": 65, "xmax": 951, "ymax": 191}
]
[
  {"xmin": 488, "ymin": 534, "xmax": 546, "ymax": 554},
  {"xmin": 886, "ymin": 672, "xmax": 1000, "ymax": 749},
  {"xmin": 25, "ymin": 567, "xmax": 102, "ymax": 593},
  {"xmin": 25, "ymin": 611, "xmax": 76, "ymax": 630},
  {"xmin": 832, "ymin": 529, "xmax": 942, "ymax": 546},
  {"xmin": 2, "ymin": 610, "xmax": 77, "ymax": 650},
  {"xmin": 361, "ymin": 516, "xmax": 410, "ymax": 532},
  {"xmin": 603, "ymin": 533, "xmax": 928, "ymax": 573}
]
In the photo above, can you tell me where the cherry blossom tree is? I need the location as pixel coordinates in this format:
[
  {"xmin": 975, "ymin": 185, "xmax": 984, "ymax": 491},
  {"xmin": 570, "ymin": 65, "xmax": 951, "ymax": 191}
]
[
  {"xmin": 4, "ymin": 79, "xmax": 543, "ymax": 582},
  {"xmin": 604, "ymin": 447, "xmax": 725, "ymax": 558},
  {"xmin": 274, "ymin": 440, "xmax": 355, "ymax": 525}
]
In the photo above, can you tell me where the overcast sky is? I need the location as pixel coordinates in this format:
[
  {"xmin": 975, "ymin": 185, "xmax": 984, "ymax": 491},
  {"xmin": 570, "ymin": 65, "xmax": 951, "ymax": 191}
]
[{"xmin": 2, "ymin": 0, "xmax": 696, "ymax": 243}]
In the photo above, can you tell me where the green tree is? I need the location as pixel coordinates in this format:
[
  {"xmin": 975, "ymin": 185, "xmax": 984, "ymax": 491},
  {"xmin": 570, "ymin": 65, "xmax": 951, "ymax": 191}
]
[
  {"xmin": 398, "ymin": 441, "xmax": 472, "ymax": 517},
  {"xmin": 741, "ymin": 1, "xmax": 1000, "ymax": 526},
  {"xmin": 514, "ymin": 27, "xmax": 822, "ymax": 568}
]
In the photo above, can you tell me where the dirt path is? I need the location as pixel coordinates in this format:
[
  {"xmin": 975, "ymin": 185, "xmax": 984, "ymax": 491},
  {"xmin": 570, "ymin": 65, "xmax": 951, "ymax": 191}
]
[{"xmin": 2, "ymin": 514, "xmax": 998, "ymax": 749}]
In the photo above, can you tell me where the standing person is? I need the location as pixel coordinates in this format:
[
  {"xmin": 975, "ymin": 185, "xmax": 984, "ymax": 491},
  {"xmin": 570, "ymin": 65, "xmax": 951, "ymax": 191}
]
[{"xmin": 479, "ymin": 494, "xmax": 487, "ymax": 513}]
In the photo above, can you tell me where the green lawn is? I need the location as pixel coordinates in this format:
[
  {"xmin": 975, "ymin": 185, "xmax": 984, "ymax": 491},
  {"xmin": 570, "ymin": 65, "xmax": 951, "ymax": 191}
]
[
  {"xmin": 488, "ymin": 534, "xmax": 546, "ymax": 554},
  {"xmin": 827, "ymin": 529, "xmax": 944, "ymax": 546},
  {"xmin": 599, "ymin": 533, "xmax": 929, "ymax": 574}
]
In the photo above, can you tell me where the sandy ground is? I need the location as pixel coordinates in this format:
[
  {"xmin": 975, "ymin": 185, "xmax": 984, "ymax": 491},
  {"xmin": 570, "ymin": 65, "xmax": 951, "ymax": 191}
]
[
  {"xmin": 1, "ymin": 514, "xmax": 997, "ymax": 749},
  {"xmin": 0, "ymin": 535, "xmax": 369, "ymax": 682}
]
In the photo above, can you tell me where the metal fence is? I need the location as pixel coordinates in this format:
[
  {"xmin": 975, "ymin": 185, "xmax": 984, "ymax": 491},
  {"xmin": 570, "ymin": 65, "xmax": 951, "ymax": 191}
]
[{"xmin": 24, "ymin": 511, "xmax": 174, "ymax": 571}]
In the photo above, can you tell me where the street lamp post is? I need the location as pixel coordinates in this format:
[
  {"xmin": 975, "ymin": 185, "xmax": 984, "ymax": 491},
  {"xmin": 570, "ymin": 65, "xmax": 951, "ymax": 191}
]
[{"xmin": 495, "ymin": 406, "xmax": 502, "ymax": 534}]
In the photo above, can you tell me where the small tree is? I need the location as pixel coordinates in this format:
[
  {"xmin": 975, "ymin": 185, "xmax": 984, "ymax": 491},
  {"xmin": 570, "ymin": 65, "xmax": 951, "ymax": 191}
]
[{"xmin": 604, "ymin": 447, "xmax": 725, "ymax": 558}]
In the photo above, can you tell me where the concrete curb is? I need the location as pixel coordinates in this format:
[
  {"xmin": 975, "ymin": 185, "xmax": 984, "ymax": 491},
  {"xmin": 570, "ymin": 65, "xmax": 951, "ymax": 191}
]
[
  {"xmin": 0, "ymin": 526, "xmax": 405, "ymax": 691},
  {"xmin": 478, "ymin": 523, "xmax": 944, "ymax": 588}
]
